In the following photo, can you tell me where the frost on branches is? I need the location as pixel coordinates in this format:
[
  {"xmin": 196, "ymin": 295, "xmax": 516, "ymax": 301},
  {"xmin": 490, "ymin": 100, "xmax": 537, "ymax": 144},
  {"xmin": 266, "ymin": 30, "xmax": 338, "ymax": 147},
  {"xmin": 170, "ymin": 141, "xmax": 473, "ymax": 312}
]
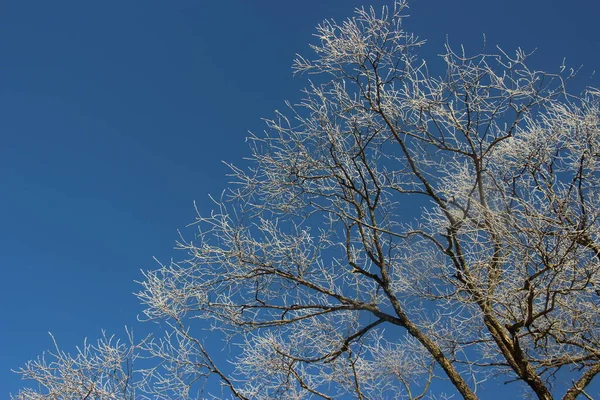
[
  {"xmin": 15, "ymin": 1, "xmax": 600, "ymax": 399},
  {"xmin": 13, "ymin": 332, "xmax": 139, "ymax": 400}
]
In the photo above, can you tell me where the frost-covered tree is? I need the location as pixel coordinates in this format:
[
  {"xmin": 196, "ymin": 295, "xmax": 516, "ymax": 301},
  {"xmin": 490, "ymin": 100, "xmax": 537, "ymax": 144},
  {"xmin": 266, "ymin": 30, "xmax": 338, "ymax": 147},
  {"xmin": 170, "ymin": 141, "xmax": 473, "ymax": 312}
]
[
  {"xmin": 15, "ymin": 1, "xmax": 600, "ymax": 399},
  {"xmin": 13, "ymin": 331, "xmax": 139, "ymax": 400}
]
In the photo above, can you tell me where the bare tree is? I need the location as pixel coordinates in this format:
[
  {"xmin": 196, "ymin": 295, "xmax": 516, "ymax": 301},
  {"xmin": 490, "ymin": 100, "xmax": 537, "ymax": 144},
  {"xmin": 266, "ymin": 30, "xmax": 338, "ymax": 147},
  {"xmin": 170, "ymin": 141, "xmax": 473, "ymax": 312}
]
[
  {"xmin": 12, "ymin": 331, "xmax": 139, "ymax": 400},
  {"xmin": 15, "ymin": 1, "xmax": 600, "ymax": 399}
]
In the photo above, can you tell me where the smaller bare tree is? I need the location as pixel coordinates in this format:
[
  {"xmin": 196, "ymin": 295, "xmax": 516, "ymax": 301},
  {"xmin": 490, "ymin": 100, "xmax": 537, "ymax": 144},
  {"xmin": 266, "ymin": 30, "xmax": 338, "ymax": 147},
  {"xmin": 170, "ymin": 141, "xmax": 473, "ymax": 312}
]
[{"xmin": 12, "ymin": 331, "xmax": 138, "ymax": 400}]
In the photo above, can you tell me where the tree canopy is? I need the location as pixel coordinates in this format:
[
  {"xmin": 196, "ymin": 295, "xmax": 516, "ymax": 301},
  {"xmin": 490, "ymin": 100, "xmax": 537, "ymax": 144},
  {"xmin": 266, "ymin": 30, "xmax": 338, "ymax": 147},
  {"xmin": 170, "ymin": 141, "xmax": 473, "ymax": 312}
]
[{"xmin": 14, "ymin": 1, "xmax": 600, "ymax": 399}]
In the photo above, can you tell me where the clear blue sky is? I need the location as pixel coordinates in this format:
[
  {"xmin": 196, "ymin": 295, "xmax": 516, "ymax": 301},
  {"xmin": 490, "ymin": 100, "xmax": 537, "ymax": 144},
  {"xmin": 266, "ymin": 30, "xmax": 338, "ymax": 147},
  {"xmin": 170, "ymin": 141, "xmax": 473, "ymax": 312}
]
[{"xmin": 1, "ymin": 0, "xmax": 598, "ymax": 397}]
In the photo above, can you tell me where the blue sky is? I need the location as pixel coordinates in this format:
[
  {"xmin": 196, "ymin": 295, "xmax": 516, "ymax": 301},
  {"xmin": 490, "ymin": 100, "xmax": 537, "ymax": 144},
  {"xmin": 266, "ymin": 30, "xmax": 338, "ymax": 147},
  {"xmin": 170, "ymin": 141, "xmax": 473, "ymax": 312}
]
[{"xmin": 1, "ymin": 0, "xmax": 599, "ymax": 397}]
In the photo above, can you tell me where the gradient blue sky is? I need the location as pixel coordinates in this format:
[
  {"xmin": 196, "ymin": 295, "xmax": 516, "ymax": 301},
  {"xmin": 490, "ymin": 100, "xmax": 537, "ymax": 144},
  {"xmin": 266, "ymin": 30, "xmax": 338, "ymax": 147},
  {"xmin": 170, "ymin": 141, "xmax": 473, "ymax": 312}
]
[{"xmin": 2, "ymin": 0, "xmax": 599, "ymax": 397}]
